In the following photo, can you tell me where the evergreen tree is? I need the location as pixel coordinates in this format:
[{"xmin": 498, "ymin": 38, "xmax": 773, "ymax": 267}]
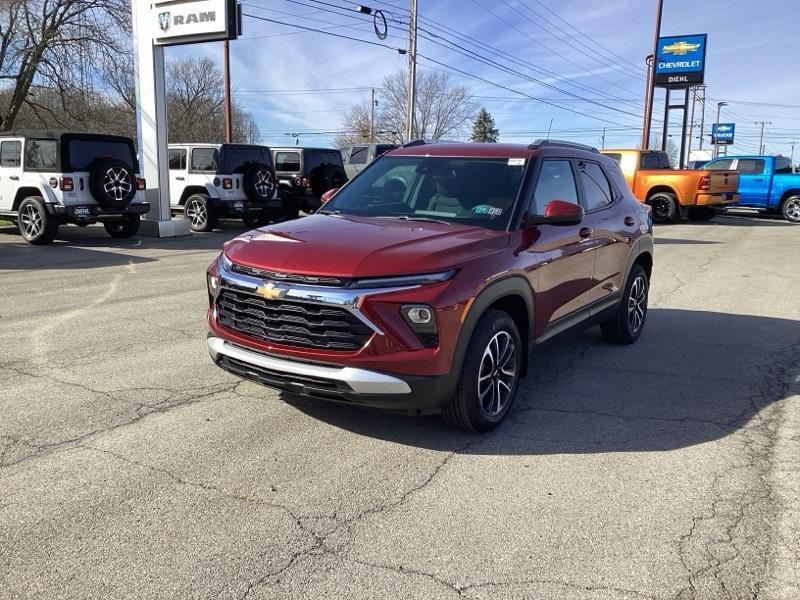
[{"xmin": 470, "ymin": 107, "xmax": 499, "ymax": 143}]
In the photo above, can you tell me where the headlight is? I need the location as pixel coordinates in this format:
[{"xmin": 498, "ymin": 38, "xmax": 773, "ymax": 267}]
[
  {"xmin": 350, "ymin": 269, "xmax": 456, "ymax": 289},
  {"xmin": 400, "ymin": 304, "xmax": 438, "ymax": 348}
]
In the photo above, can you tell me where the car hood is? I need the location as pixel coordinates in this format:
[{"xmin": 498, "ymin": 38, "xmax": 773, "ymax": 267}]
[{"xmin": 223, "ymin": 214, "xmax": 509, "ymax": 278}]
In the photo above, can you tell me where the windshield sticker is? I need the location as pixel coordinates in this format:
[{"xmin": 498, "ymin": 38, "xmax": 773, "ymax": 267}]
[
  {"xmin": 508, "ymin": 158, "xmax": 526, "ymax": 166},
  {"xmin": 473, "ymin": 206, "xmax": 503, "ymax": 216}
]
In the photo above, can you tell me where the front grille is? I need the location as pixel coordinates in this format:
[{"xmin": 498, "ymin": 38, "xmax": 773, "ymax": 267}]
[
  {"xmin": 229, "ymin": 263, "xmax": 349, "ymax": 287},
  {"xmin": 217, "ymin": 289, "xmax": 373, "ymax": 351}
]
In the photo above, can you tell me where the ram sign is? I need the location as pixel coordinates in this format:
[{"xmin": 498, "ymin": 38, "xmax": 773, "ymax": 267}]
[
  {"xmin": 712, "ymin": 123, "xmax": 736, "ymax": 145},
  {"xmin": 654, "ymin": 34, "xmax": 707, "ymax": 87},
  {"xmin": 152, "ymin": 0, "xmax": 238, "ymax": 46}
]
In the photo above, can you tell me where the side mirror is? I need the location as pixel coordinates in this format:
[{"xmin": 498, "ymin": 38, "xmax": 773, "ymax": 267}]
[
  {"xmin": 527, "ymin": 200, "xmax": 584, "ymax": 226},
  {"xmin": 321, "ymin": 188, "xmax": 339, "ymax": 203}
]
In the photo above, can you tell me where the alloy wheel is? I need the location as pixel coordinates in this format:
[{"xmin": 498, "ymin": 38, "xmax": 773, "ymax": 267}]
[
  {"xmin": 103, "ymin": 167, "xmax": 133, "ymax": 202},
  {"xmin": 652, "ymin": 197, "xmax": 671, "ymax": 221},
  {"xmin": 477, "ymin": 331, "xmax": 517, "ymax": 417},
  {"xmin": 186, "ymin": 199, "xmax": 207, "ymax": 229},
  {"xmin": 20, "ymin": 203, "xmax": 42, "ymax": 239},
  {"xmin": 783, "ymin": 197, "xmax": 800, "ymax": 222},
  {"xmin": 627, "ymin": 275, "xmax": 647, "ymax": 334}
]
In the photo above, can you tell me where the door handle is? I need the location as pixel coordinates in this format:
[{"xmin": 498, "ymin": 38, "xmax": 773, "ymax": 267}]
[
  {"xmin": 752, "ymin": 178, "xmax": 764, "ymax": 182},
  {"xmin": 624, "ymin": 216, "xmax": 635, "ymax": 226},
  {"xmin": 579, "ymin": 227, "xmax": 593, "ymax": 239},
  {"xmin": 9, "ymin": 175, "xmax": 19, "ymax": 180},
  {"xmin": 175, "ymin": 176, "xmax": 185, "ymax": 181}
]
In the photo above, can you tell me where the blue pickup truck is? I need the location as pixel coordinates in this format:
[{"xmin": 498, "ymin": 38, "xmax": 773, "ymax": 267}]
[{"xmin": 703, "ymin": 155, "xmax": 800, "ymax": 223}]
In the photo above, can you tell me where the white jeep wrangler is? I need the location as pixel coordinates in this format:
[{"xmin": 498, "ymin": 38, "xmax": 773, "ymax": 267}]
[
  {"xmin": 0, "ymin": 131, "xmax": 148, "ymax": 244},
  {"xmin": 168, "ymin": 143, "xmax": 282, "ymax": 231}
]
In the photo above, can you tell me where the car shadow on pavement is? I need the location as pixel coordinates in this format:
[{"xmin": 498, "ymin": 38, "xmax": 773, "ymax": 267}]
[
  {"xmin": 284, "ymin": 308, "xmax": 800, "ymax": 454},
  {"xmin": 0, "ymin": 221, "xmax": 252, "ymax": 270},
  {"xmin": 654, "ymin": 238, "xmax": 721, "ymax": 245}
]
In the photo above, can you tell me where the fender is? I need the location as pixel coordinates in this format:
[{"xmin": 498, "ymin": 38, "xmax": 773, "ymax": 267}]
[
  {"xmin": 203, "ymin": 182, "xmax": 221, "ymax": 200},
  {"xmin": 623, "ymin": 236, "xmax": 654, "ymax": 283},
  {"xmin": 12, "ymin": 183, "xmax": 56, "ymax": 209},
  {"xmin": 451, "ymin": 275, "xmax": 534, "ymax": 380},
  {"xmin": 644, "ymin": 184, "xmax": 682, "ymax": 205}
]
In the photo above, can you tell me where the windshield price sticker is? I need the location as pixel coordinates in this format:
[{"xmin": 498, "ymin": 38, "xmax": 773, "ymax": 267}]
[{"xmin": 508, "ymin": 158, "xmax": 526, "ymax": 166}]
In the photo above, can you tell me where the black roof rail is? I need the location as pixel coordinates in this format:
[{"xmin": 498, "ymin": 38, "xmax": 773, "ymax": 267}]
[{"xmin": 527, "ymin": 139, "xmax": 599, "ymax": 153}]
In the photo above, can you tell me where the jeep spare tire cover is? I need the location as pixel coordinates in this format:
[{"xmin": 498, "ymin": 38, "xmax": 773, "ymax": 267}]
[
  {"xmin": 310, "ymin": 165, "xmax": 346, "ymax": 196},
  {"xmin": 243, "ymin": 163, "xmax": 275, "ymax": 202},
  {"xmin": 89, "ymin": 158, "xmax": 137, "ymax": 209}
]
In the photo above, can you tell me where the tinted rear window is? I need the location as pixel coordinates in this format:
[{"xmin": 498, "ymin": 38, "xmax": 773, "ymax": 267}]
[
  {"xmin": 349, "ymin": 146, "xmax": 368, "ymax": 165},
  {"xmin": 775, "ymin": 158, "xmax": 792, "ymax": 174},
  {"xmin": 640, "ymin": 152, "xmax": 671, "ymax": 169},
  {"xmin": 221, "ymin": 145, "xmax": 272, "ymax": 173},
  {"xmin": 376, "ymin": 144, "xmax": 397, "ymax": 157},
  {"xmin": 603, "ymin": 153, "xmax": 622, "ymax": 164},
  {"xmin": 275, "ymin": 151, "xmax": 301, "ymax": 172},
  {"xmin": 305, "ymin": 149, "xmax": 343, "ymax": 172},
  {"xmin": 67, "ymin": 138, "xmax": 136, "ymax": 171}
]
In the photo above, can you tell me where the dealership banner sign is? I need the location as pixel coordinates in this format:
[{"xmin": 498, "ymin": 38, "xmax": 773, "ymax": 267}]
[
  {"xmin": 152, "ymin": 0, "xmax": 238, "ymax": 46},
  {"xmin": 712, "ymin": 123, "xmax": 735, "ymax": 145},
  {"xmin": 654, "ymin": 34, "xmax": 707, "ymax": 87}
]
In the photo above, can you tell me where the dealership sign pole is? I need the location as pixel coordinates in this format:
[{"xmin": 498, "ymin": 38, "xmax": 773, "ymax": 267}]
[{"xmin": 132, "ymin": 0, "xmax": 238, "ymax": 237}]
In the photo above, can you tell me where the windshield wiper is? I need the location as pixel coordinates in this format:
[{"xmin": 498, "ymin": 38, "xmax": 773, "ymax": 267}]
[{"xmin": 377, "ymin": 215, "xmax": 452, "ymax": 225}]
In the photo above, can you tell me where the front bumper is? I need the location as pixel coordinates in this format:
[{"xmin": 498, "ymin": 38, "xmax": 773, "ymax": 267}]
[
  {"xmin": 696, "ymin": 192, "xmax": 739, "ymax": 206},
  {"xmin": 208, "ymin": 336, "xmax": 455, "ymax": 412}
]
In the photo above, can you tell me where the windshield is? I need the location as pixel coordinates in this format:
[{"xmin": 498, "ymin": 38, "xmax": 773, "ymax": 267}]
[
  {"xmin": 323, "ymin": 156, "xmax": 526, "ymax": 230},
  {"xmin": 66, "ymin": 137, "xmax": 137, "ymax": 171},
  {"xmin": 220, "ymin": 145, "xmax": 272, "ymax": 173}
]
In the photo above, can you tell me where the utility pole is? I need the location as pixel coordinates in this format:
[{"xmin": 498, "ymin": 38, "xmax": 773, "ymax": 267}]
[
  {"xmin": 713, "ymin": 101, "xmax": 727, "ymax": 159},
  {"xmin": 755, "ymin": 121, "xmax": 771, "ymax": 154},
  {"xmin": 404, "ymin": 0, "xmax": 418, "ymax": 143},
  {"xmin": 686, "ymin": 86, "xmax": 697, "ymax": 163},
  {"xmin": 223, "ymin": 39, "xmax": 233, "ymax": 143},
  {"xmin": 791, "ymin": 141, "xmax": 795, "ymax": 165},
  {"xmin": 641, "ymin": 0, "xmax": 664, "ymax": 149},
  {"xmin": 698, "ymin": 85, "xmax": 707, "ymax": 150},
  {"xmin": 370, "ymin": 88, "xmax": 376, "ymax": 143},
  {"xmin": 601, "ymin": 127, "xmax": 605, "ymax": 150}
]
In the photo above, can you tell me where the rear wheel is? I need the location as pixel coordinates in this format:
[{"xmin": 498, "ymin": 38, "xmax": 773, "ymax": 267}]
[
  {"xmin": 647, "ymin": 192, "xmax": 681, "ymax": 224},
  {"xmin": 184, "ymin": 194, "xmax": 218, "ymax": 232},
  {"xmin": 104, "ymin": 214, "xmax": 141, "ymax": 238},
  {"xmin": 780, "ymin": 195, "xmax": 800, "ymax": 223},
  {"xmin": 687, "ymin": 206, "xmax": 716, "ymax": 222},
  {"xmin": 442, "ymin": 309, "xmax": 522, "ymax": 433},
  {"xmin": 18, "ymin": 197, "xmax": 58, "ymax": 245},
  {"xmin": 600, "ymin": 264, "xmax": 649, "ymax": 345}
]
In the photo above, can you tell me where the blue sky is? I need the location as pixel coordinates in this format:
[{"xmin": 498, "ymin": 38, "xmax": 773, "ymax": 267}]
[{"xmin": 170, "ymin": 0, "xmax": 800, "ymax": 161}]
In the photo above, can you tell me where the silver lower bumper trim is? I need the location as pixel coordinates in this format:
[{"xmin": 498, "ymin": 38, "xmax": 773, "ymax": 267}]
[{"xmin": 208, "ymin": 336, "xmax": 411, "ymax": 395}]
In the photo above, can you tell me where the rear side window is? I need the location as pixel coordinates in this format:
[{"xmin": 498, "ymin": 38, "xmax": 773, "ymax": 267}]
[
  {"xmin": 640, "ymin": 152, "xmax": 670, "ymax": 169},
  {"xmin": 774, "ymin": 158, "xmax": 792, "ymax": 174},
  {"xmin": 191, "ymin": 148, "xmax": 218, "ymax": 172},
  {"xmin": 737, "ymin": 159, "xmax": 765, "ymax": 174},
  {"xmin": 169, "ymin": 148, "xmax": 186, "ymax": 170},
  {"xmin": 25, "ymin": 139, "xmax": 58, "ymax": 170},
  {"xmin": 532, "ymin": 160, "xmax": 578, "ymax": 214},
  {"xmin": 705, "ymin": 159, "xmax": 733, "ymax": 170},
  {"xmin": 349, "ymin": 146, "xmax": 368, "ymax": 165},
  {"xmin": 578, "ymin": 161, "xmax": 614, "ymax": 211},
  {"xmin": 275, "ymin": 151, "xmax": 301, "ymax": 172},
  {"xmin": 376, "ymin": 144, "xmax": 397, "ymax": 156},
  {"xmin": 603, "ymin": 153, "xmax": 622, "ymax": 164},
  {"xmin": 1, "ymin": 140, "xmax": 22, "ymax": 167}
]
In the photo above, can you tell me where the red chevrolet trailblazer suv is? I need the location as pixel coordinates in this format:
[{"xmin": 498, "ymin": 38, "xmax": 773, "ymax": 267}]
[{"xmin": 206, "ymin": 140, "xmax": 654, "ymax": 432}]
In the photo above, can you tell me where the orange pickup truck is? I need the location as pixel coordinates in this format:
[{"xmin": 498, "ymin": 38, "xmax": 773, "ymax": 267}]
[{"xmin": 601, "ymin": 149, "xmax": 739, "ymax": 223}]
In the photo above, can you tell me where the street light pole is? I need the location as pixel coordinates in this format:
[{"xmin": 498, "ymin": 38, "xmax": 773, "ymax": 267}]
[
  {"xmin": 755, "ymin": 121, "xmax": 771, "ymax": 154},
  {"xmin": 370, "ymin": 88, "xmax": 375, "ymax": 143},
  {"xmin": 641, "ymin": 0, "xmax": 664, "ymax": 149},
  {"xmin": 714, "ymin": 101, "xmax": 727, "ymax": 159},
  {"xmin": 405, "ymin": 0, "xmax": 418, "ymax": 142}
]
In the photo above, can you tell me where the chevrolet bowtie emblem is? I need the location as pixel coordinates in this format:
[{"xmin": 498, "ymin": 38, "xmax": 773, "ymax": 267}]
[
  {"xmin": 662, "ymin": 41, "xmax": 701, "ymax": 55},
  {"xmin": 255, "ymin": 282, "xmax": 286, "ymax": 300}
]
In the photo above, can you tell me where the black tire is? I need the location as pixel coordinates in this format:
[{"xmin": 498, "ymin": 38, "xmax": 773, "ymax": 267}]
[
  {"xmin": 184, "ymin": 193, "xmax": 218, "ymax": 232},
  {"xmin": 647, "ymin": 192, "xmax": 681, "ymax": 224},
  {"xmin": 89, "ymin": 158, "xmax": 137, "ymax": 209},
  {"xmin": 242, "ymin": 163, "xmax": 275, "ymax": 202},
  {"xmin": 17, "ymin": 196, "xmax": 59, "ymax": 245},
  {"xmin": 780, "ymin": 195, "xmax": 800, "ymax": 223},
  {"xmin": 687, "ymin": 206, "xmax": 716, "ymax": 222},
  {"xmin": 600, "ymin": 264, "xmax": 649, "ymax": 345},
  {"xmin": 279, "ymin": 190, "xmax": 301, "ymax": 221},
  {"xmin": 242, "ymin": 212, "xmax": 270, "ymax": 227},
  {"xmin": 104, "ymin": 214, "xmax": 141, "ymax": 238},
  {"xmin": 442, "ymin": 309, "xmax": 523, "ymax": 433}
]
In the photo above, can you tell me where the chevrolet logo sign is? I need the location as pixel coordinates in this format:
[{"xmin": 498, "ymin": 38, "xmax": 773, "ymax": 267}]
[
  {"xmin": 255, "ymin": 282, "xmax": 287, "ymax": 300},
  {"xmin": 662, "ymin": 41, "xmax": 701, "ymax": 55}
]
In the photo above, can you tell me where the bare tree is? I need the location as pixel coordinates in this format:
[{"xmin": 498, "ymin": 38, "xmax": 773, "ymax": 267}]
[
  {"xmin": 337, "ymin": 69, "xmax": 474, "ymax": 147},
  {"xmin": 0, "ymin": 0, "xmax": 130, "ymax": 130}
]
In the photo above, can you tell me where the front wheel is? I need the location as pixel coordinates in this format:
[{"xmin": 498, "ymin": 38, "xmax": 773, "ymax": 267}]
[
  {"xmin": 442, "ymin": 309, "xmax": 522, "ymax": 433},
  {"xmin": 687, "ymin": 206, "xmax": 715, "ymax": 222},
  {"xmin": 647, "ymin": 192, "xmax": 681, "ymax": 224},
  {"xmin": 600, "ymin": 264, "xmax": 649, "ymax": 345},
  {"xmin": 18, "ymin": 196, "xmax": 59, "ymax": 245},
  {"xmin": 184, "ymin": 194, "xmax": 218, "ymax": 232},
  {"xmin": 104, "ymin": 214, "xmax": 141, "ymax": 238},
  {"xmin": 781, "ymin": 195, "xmax": 800, "ymax": 223}
]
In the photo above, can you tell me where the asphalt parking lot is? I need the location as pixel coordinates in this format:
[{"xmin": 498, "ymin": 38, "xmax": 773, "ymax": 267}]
[{"xmin": 1, "ymin": 214, "xmax": 798, "ymax": 600}]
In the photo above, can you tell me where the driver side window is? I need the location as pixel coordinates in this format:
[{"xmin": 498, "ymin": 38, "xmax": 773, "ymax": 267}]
[{"xmin": 532, "ymin": 160, "xmax": 578, "ymax": 215}]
